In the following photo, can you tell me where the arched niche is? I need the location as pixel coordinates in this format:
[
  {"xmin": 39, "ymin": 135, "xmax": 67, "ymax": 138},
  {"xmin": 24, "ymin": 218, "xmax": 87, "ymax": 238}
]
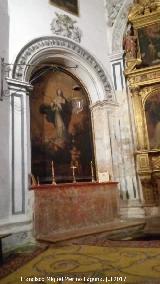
[{"xmin": 30, "ymin": 67, "xmax": 95, "ymax": 183}]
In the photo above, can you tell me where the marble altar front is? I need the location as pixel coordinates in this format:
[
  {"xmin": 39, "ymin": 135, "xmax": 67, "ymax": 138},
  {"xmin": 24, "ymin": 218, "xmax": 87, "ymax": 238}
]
[{"xmin": 32, "ymin": 182, "xmax": 119, "ymax": 242}]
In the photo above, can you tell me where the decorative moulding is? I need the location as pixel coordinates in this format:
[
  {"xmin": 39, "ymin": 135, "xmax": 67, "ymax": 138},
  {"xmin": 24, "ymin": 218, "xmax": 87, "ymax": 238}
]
[
  {"xmin": 12, "ymin": 36, "xmax": 114, "ymax": 101},
  {"xmin": 112, "ymin": 0, "xmax": 133, "ymax": 52}
]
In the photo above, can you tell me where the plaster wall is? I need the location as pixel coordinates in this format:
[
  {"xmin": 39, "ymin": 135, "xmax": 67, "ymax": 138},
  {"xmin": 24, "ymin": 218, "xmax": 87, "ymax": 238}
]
[
  {"xmin": 8, "ymin": 0, "xmax": 111, "ymax": 73},
  {"xmin": 0, "ymin": 0, "xmax": 10, "ymax": 220}
]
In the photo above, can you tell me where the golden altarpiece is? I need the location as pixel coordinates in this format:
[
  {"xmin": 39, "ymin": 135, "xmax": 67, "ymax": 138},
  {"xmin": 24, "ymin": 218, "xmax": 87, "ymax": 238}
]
[{"xmin": 124, "ymin": 0, "xmax": 160, "ymax": 206}]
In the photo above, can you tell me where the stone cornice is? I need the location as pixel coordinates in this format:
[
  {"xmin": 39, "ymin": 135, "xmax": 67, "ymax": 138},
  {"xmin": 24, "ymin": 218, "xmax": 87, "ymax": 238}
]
[
  {"xmin": 7, "ymin": 78, "xmax": 33, "ymax": 92},
  {"xmin": 90, "ymin": 100, "xmax": 119, "ymax": 111}
]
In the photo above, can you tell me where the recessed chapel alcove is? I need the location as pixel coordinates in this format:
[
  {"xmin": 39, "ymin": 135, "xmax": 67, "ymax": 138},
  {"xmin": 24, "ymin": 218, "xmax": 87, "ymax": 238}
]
[{"xmin": 6, "ymin": 36, "xmax": 121, "ymax": 240}]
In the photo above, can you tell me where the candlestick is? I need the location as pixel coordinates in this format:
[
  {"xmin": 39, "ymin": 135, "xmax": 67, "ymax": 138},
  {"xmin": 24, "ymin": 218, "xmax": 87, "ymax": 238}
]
[
  {"xmin": 91, "ymin": 161, "xmax": 95, "ymax": 182},
  {"xmin": 51, "ymin": 161, "xmax": 56, "ymax": 185},
  {"xmin": 71, "ymin": 164, "xmax": 77, "ymax": 183}
]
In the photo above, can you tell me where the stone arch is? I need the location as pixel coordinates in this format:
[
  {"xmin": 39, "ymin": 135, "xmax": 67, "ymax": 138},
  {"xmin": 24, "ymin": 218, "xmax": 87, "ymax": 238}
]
[
  {"xmin": 12, "ymin": 36, "xmax": 115, "ymax": 104},
  {"xmin": 112, "ymin": 0, "xmax": 133, "ymax": 52}
]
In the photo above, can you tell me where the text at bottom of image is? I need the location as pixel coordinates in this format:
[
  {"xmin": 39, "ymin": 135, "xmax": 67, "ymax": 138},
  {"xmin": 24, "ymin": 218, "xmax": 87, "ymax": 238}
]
[{"xmin": 20, "ymin": 276, "xmax": 127, "ymax": 282}]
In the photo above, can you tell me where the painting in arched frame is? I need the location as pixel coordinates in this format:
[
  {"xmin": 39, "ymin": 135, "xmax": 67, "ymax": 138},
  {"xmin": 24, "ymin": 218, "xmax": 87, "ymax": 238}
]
[
  {"xmin": 145, "ymin": 93, "xmax": 160, "ymax": 149},
  {"xmin": 30, "ymin": 69, "xmax": 95, "ymax": 183}
]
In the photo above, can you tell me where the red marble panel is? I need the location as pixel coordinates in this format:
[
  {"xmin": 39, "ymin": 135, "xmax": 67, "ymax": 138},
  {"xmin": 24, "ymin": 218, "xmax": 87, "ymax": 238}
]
[{"xmin": 33, "ymin": 182, "xmax": 119, "ymax": 242}]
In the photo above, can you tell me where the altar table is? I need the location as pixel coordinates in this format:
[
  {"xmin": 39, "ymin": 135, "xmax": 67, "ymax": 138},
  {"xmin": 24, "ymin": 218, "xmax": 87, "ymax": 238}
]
[{"xmin": 32, "ymin": 182, "xmax": 119, "ymax": 242}]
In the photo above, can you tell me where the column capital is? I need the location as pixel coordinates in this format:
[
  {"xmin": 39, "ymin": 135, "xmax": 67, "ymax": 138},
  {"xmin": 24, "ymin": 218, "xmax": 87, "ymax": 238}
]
[
  {"xmin": 6, "ymin": 78, "xmax": 33, "ymax": 93},
  {"xmin": 130, "ymin": 86, "xmax": 141, "ymax": 96},
  {"xmin": 90, "ymin": 100, "xmax": 119, "ymax": 112},
  {"xmin": 109, "ymin": 51, "xmax": 124, "ymax": 62}
]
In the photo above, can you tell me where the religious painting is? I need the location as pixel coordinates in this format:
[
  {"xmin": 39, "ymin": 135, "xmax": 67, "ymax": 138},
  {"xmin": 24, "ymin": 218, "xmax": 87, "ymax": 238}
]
[
  {"xmin": 49, "ymin": 0, "xmax": 79, "ymax": 16},
  {"xmin": 145, "ymin": 93, "xmax": 160, "ymax": 149},
  {"xmin": 138, "ymin": 23, "xmax": 160, "ymax": 67},
  {"xmin": 30, "ymin": 69, "xmax": 94, "ymax": 183}
]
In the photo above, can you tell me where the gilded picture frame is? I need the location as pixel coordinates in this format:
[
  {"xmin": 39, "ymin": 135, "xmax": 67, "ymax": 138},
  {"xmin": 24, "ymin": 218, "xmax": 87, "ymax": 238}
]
[
  {"xmin": 144, "ymin": 92, "xmax": 160, "ymax": 150},
  {"xmin": 138, "ymin": 23, "xmax": 160, "ymax": 67},
  {"xmin": 49, "ymin": 0, "xmax": 79, "ymax": 16}
]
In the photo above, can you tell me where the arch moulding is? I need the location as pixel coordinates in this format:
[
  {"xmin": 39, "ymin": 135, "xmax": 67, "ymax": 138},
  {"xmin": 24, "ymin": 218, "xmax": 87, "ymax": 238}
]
[
  {"xmin": 112, "ymin": 0, "xmax": 133, "ymax": 53},
  {"xmin": 12, "ymin": 36, "xmax": 115, "ymax": 104}
]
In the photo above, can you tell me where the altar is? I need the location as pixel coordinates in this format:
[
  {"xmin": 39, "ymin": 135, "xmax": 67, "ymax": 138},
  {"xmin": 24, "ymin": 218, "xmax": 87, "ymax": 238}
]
[{"xmin": 32, "ymin": 182, "xmax": 119, "ymax": 242}]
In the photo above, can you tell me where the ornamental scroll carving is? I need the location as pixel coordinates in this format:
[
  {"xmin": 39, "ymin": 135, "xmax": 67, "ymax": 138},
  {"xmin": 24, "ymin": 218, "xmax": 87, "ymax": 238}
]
[{"xmin": 12, "ymin": 36, "xmax": 113, "ymax": 101}]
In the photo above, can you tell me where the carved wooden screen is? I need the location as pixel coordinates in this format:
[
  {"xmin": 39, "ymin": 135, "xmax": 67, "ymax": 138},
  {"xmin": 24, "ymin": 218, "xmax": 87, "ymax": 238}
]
[{"xmin": 124, "ymin": 0, "xmax": 160, "ymax": 205}]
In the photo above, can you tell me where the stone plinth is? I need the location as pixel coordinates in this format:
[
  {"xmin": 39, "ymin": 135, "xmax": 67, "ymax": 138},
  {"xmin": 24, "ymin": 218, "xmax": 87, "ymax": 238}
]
[{"xmin": 32, "ymin": 182, "xmax": 119, "ymax": 242}]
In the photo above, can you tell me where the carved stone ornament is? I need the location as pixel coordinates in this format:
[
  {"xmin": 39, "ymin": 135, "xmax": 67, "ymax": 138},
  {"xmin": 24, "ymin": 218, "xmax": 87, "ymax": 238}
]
[
  {"xmin": 51, "ymin": 12, "xmax": 82, "ymax": 43},
  {"xmin": 112, "ymin": 0, "xmax": 133, "ymax": 52},
  {"xmin": 12, "ymin": 36, "xmax": 113, "ymax": 101},
  {"xmin": 105, "ymin": 0, "xmax": 125, "ymax": 26}
]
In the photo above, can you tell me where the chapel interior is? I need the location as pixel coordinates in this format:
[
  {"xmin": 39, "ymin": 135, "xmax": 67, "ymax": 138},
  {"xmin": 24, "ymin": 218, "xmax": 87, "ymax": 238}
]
[{"xmin": 0, "ymin": 0, "xmax": 160, "ymax": 283}]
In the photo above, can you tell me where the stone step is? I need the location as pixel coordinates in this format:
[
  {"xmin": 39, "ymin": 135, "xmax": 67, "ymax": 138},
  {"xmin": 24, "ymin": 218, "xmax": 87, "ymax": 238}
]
[{"xmin": 37, "ymin": 219, "xmax": 145, "ymax": 243}]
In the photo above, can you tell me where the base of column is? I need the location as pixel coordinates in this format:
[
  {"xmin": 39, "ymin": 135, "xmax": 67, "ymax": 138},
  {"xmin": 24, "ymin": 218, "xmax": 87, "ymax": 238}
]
[
  {"xmin": 120, "ymin": 199, "xmax": 145, "ymax": 218},
  {"xmin": 0, "ymin": 216, "xmax": 32, "ymax": 234}
]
